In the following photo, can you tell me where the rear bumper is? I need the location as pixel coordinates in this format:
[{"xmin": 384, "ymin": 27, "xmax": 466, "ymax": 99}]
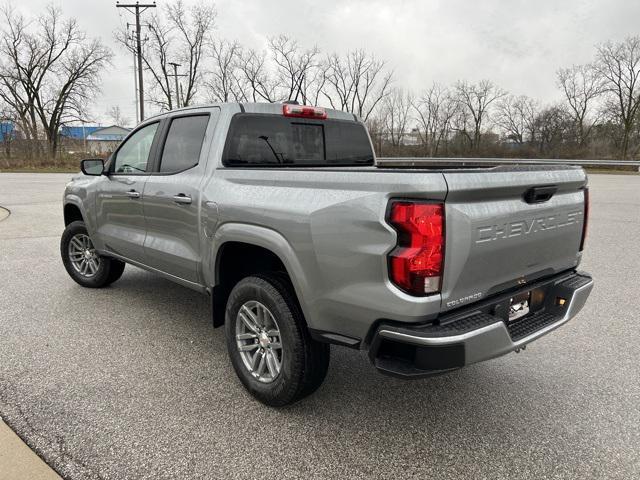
[{"xmin": 368, "ymin": 271, "xmax": 593, "ymax": 378}]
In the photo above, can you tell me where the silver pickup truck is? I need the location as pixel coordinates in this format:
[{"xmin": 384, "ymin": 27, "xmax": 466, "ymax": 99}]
[{"xmin": 61, "ymin": 102, "xmax": 593, "ymax": 406}]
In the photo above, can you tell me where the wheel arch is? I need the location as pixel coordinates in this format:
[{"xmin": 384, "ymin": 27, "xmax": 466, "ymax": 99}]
[
  {"xmin": 210, "ymin": 223, "xmax": 311, "ymax": 328},
  {"xmin": 63, "ymin": 202, "xmax": 84, "ymax": 226}
]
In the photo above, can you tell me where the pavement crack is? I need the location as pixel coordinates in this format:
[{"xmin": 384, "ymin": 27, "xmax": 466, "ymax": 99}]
[{"xmin": 0, "ymin": 205, "xmax": 9, "ymax": 222}]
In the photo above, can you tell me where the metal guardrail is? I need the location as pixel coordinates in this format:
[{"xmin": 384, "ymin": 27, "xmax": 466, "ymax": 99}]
[{"xmin": 377, "ymin": 157, "xmax": 640, "ymax": 168}]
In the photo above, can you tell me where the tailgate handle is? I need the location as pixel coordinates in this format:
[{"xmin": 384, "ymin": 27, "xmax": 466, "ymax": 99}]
[{"xmin": 524, "ymin": 185, "xmax": 557, "ymax": 204}]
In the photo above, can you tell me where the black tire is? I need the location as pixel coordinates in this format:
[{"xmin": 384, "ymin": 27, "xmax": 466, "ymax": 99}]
[
  {"xmin": 106, "ymin": 258, "xmax": 126, "ymax": 284},
  {"xmin": 225, "ymin": 274, "xmax": 330, "ymax": 407},
  {"xmin": 60, "ymin": 221, "xmax": 126, "ymax": 288}
]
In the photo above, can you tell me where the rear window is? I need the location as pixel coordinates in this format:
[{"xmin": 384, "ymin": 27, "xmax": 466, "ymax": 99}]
[
  {"xmin": 222, "ymin": 114, "xmax": 374, "ymax": 167},
  {"xmin": 159, "ymin": 115, "xmax": 209, "ymax": 173}
]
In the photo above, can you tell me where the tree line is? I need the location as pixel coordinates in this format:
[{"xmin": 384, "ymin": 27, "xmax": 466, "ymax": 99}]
[{"xmin": 2, "ymin": 1, "xmax": 640, "ymax": 163}]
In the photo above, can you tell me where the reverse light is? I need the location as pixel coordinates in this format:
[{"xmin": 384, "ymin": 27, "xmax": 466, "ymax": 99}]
[
  {"xmin": 282, "ymin": 104, "xmax": 327, "ymax": 119},
  {"xmin": 579, "ymin": 187, "xmax": 589, "ymax": 251},
  {"xmin": 387, "ymin": 201, "xmax": 445, "ymax": 296}
]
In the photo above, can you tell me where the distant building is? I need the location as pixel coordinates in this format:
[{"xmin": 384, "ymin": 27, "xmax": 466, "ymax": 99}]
[
  {"xmin": 60, "ymin": 125, "xmax": 130, "ymax": 155},
  {"xmin": 0, "ymin": 122, "xmax": 16, "ymax": 142},
  {"xmin": 378, "ymin": 128, "xmax": 423, "ymax": 146},
  {"xmin": 86, "ymin": 126, "xmax": 131, "ymax": 154},
  {"xmin": 403, "ymin": 129, "xmax": 422, "ymax": 146},
  {"xmin": 60, "ymin": 125, "xmax": 101, "ymax": 140}
]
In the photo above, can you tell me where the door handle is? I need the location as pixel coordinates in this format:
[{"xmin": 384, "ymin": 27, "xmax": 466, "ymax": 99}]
[
  {"xmin": 126, "ymin": 190, "xmax": 141, "ymax": 199},
  {"xmin": 172, "ymin": 194, "xmax": 192, "ymax": 205}
]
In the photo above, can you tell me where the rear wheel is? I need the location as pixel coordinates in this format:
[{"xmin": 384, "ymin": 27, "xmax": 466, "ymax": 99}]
[
  {"xmin": 225, "ymin": 274, "xmax": 330, "ymax": 406},
  {"xmin": 60, "ymin": 221, "xmax": 125, "ymax": 288}
]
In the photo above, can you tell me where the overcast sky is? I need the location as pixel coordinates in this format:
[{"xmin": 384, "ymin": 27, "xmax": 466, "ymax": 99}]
[{"xmin": 16, "ymin": 0, "xmax": 640, "ymax": 126}]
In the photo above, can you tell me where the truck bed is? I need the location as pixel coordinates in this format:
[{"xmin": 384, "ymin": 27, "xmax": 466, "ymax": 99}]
[{"xmin": 208, "ymin": 162, "xmax": 587, "ymax": 341}]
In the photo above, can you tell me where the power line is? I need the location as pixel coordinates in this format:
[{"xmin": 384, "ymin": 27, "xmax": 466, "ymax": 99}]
[{"xmin": 116, "ymin": 1, "xmax": 156, "ymax": 122}]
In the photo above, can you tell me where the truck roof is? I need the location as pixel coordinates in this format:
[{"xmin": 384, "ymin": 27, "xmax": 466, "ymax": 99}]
[{"xmin": 145, "ymin": 102, "xmax": 358, "ymax": 122}]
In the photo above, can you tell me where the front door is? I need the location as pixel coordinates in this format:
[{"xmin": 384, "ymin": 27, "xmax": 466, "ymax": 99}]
[
  {"xmin": 95, "ymin": 121, "xmax": 160, "ymax": 262},
  {"xmin": 142, "ymin": 113, "xmax": 213, "ymax": 282}
]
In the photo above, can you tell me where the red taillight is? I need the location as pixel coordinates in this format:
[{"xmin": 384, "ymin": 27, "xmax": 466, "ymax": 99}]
[
  {"xmin": 580, "ymin": 187, "xmax": 589, "ymax": 251},
  {"xmin": 387, "ymin": 201, "xmax": 445, "ymax": 296},
  {"xmin": 282, "ymin": 104, "xmax": 327, "ymax": 119}
]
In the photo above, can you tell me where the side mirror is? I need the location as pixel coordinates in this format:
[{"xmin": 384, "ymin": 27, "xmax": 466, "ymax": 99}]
[{"xmin": 80, "ymin": 159, "xmax": 105, "ymax": 176}]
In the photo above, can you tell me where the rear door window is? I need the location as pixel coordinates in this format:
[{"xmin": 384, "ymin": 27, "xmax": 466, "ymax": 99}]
[
  {"xmin": 159, "ymin": 115, "xmax": 209, "ymax": 173},
  {"xmin": 222, "ymin": 114, "xmax": 374, "ymax": 166}
]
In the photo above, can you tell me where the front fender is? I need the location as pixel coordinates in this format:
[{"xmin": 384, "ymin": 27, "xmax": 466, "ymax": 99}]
[
  {"xmin": 63, "ymin": 194, "xmax": 93, "ymax": 232},
  {"xmin": 63, "ymin": 175, "xmax": 101, "ymax": 241}
]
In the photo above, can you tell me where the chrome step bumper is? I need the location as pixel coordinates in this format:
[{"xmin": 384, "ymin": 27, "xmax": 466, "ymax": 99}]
[{"xmin": 369, "ymin": 272, "xmax": 594, "ymax": 378}]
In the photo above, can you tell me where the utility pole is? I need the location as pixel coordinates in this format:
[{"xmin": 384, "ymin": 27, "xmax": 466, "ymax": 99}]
[
  {"xmin": 126, "ymin": 24, "xmax": 139, "ymax": 123},
  {"xmin": 116, "ymin": 1, "xmax": 156, "ymax": 121},
  {"xmin": 168, "ymin": 62, "xmax": 186, "ymax": 109},
  {"xmin": 133, "ymin": 44, "xmax": 139, "ymax": 123}
]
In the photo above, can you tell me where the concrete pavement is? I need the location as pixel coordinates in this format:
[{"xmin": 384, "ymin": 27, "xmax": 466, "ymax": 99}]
[{"xmin": 0, "ymin": 172, "xmax": 639, "ymax": 479}]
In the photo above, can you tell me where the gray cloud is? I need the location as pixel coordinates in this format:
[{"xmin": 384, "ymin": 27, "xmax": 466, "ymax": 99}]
[{"xmin": 17, "ymin": 0, "xmax": 640, "ymax": 125}]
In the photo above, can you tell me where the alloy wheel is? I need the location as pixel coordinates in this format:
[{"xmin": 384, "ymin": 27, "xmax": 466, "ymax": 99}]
[
  {"xmin": 235, "ymin": 300, "xmax": 283, "ymax": 383},
  {"xmin": 68, "ymin": 233, "xmax": 101, "ymax": 278}
]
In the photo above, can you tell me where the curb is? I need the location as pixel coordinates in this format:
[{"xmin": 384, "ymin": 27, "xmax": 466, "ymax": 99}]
[{"xmin": 0, "ymin": 419, "xmax": 61, "ymax": 480}]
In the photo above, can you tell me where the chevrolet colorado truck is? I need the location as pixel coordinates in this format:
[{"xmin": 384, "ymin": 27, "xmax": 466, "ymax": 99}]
[{"xmin": 61, "ymin": 102, "xmax": 593, "ymax": 406}]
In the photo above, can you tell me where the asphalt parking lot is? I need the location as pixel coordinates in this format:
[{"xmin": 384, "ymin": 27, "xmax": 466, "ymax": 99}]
[{"xmin": 0, "ymin": 172, "xmax": 639, "ymax": 479}]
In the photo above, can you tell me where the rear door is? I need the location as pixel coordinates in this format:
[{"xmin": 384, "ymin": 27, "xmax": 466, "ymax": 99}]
[
  {"xmin": 440, "ymin": 166, "xmax": 587, "ymax": 311},
  {"xmin": 142, "ymin": 110, "xmax": 218, "ymax": 283},
  {"xmin": 95, "ymin": 121, "xmax": 160, "ymax": 262}
]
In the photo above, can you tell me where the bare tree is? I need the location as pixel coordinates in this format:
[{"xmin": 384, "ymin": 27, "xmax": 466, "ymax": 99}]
[
  {"xmin": 0, "ymin": 5, "xmax": 111, "ymax": 159},
  {"xmin": 167, "ymin": 1, "xmax": 215, "ymax": 107},
  {"xmin": 557, "ymin": 64, "xmax": 603, "ymax": 146},
  {"xmin": 0, "ymin": 7, "xmax": 46, "ymax": 157},
  {"xmin": 494, "ymin": 95, "xmax": 538, "ymax": 144},
  {"xmin": 534, "ymin": 104, "xmax": 572, "ymax": 155},
  {"xmin": 381, "ymin": 88, "xmax": 412, "ymax": 147},
  {"xmin": 455, "ymin": 80, "xmax": 506, "ymax": 150},
  {"xmin": 116, "ymin": 0, "xmax": 214, "ymax": 111},
  {"xmin": 208, "ymin": 39, "xmax": 246, "ymax": 102},
  {"xmin": 594, "ymin": 36, "xmax": 640, "ymax": 158},
  {"xmin": 450, "ymin": 99, "xmax": 474, "ymax": 151},
  {"xmin": 269, "ymin": 35, "xmax": 320, "ymax": 103},
  {"xmin": 297, "ymin": 56, "xmax": 328, "ymax": 107},
  {"xmin": 238, "ymin": 48, "xmax": 277, "ymax": 103},
  {"xmin": 323, "ymin": 50, "xmax": 393, "ymax": 121},
  {"xmin": 365, "ymin": 116, "xmax": 384, "ymax": 155},
  {"xmin": 106, "ymin": 105, "xmax": 129, "ymax": 126},
  {"xmin": 412, "ymin": 83, "xmax": 458, "ymax": 155}
]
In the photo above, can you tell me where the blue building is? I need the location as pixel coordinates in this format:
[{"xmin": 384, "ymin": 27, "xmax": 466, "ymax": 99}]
[
  {"xmin": 60, "ymin": 125, "xmax": 101, "ymax": 140},
  {"xmin": 0, "ymin": 122, "xmax": 16, "ymax": 142},
  {"xmin": 60, "ymin": 125, "xmax": 130, "ymax": 154}
]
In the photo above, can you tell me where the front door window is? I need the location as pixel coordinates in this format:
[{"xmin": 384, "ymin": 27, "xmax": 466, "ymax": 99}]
[{"xmin": 113, "ymin": 123, "xmax": 159, "ymax": 174}]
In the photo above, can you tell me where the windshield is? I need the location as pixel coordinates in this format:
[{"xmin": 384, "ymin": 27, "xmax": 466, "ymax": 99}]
[{"xmin": 222, "ymin": 113, "xmax": 374, "ymax": 167}]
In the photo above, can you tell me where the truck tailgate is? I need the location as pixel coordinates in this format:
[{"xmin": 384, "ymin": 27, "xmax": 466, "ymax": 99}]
[{"xmin": 440, "ymin": 166, "xmax": 587, "ymax": 311}]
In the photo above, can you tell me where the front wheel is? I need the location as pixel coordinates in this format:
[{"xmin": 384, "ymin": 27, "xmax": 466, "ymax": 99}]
[
  {"xmin": 225, "ymin": 274, "xmax": 330, "ymax": 407},
  {"xmin": 60, "ymin": 221, "xmax": 125, "ymax": 288}
]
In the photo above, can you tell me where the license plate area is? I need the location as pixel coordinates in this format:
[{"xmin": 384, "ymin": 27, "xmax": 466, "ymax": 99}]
[{"xmin": 508, "ymin": 291, "xmax": 531, "ymax": 322}]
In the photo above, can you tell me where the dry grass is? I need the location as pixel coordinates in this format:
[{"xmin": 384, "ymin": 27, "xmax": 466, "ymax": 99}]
[{"xmin": 0, "ymin": 156, "xmax": 83, "ymax": 173}]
